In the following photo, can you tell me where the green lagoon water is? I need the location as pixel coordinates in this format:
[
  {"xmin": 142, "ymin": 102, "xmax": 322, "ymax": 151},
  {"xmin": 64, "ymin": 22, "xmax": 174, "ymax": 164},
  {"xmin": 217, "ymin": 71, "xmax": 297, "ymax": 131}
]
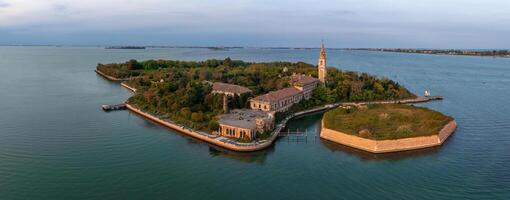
[{"xmin": 0, "ymin": 47, "xmax": 509, "ymax": 199}]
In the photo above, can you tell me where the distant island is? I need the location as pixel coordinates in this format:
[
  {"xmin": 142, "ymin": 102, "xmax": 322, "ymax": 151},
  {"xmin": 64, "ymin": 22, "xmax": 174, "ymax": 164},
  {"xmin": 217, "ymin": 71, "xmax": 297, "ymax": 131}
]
[
  {"xmin": 321, "ymin": 104, "xmax": 456, "ymax": 153},
  {"xmin": 105, "ymin": 46, "xmax": 146, "ymax": 49},
  {"xmin": 347, "ymin": 48, "xmax": 510, "ymax": 57},
  {"xmin": 96, "ymin": 42, "xmax": 452, "ymax": 152}
]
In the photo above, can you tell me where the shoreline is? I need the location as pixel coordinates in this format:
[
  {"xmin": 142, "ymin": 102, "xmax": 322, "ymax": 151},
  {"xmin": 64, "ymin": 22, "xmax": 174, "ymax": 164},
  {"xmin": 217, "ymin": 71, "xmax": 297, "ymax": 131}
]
[
  {"xmin": 126, "ymin": 103, "xmax": 280, "ymax": 152},
  {"xmin": 320, "ymin": 120, "xmax": 457, "ymax": 153},
  {"xmin": 124, "ymin": 96, "xmax": 445, "ymax": 152},
  {"xmin": 99, "ymin": 71, "xmax": 448, "ymax": 152},
  {"xmin": 95, "ymin": 69, "xmax": 130, "ymax": 81},
  {"xmin": 120, "ymin": 82, "xmax": 137, "ymax": 93},
  {"xmin": 347, "ymin": 49, "xmax": 510, "ymax": 58}
]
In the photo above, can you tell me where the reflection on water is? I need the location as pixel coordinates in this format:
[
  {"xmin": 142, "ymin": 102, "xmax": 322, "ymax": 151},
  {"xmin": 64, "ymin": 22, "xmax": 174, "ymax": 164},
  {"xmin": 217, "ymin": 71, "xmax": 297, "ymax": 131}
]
[
  {"xmin": 2, "ymin": 47, "xmax": 508, "ymax": 199},
  {"xmin": 208, "ymin": 146, "xmax": 274, "ymax": 164},
  {"xmin": 320, "ymin": 139, "xmax": 441, "ymax": 161},
  {"xmin": 132, "ymin": 104, "xmax": 451, "ymax": 162}
]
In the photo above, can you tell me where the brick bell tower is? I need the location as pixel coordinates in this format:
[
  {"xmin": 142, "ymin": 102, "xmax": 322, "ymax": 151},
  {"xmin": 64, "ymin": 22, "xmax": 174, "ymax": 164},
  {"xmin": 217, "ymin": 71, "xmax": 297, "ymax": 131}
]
[{"xmin": 318, "ymin": 41, "xmax": 327, "ymax": 86}]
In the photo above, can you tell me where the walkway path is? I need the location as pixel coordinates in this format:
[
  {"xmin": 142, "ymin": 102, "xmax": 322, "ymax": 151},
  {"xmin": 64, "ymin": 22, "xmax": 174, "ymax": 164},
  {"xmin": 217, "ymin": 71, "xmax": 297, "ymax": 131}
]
[
  {"xmin": 126, "ymin": 93, "xmax": 443, "ymax": 152},
  {"xmin": 100, "ymin": 73, "xmax": 444, "ymax": 152}
]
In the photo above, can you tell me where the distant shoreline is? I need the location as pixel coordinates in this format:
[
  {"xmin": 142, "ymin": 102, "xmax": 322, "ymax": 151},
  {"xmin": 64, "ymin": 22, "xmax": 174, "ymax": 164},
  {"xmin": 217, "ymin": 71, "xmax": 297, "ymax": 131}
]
[
  {"xmin": 346, "ymin": 48, "xmax": 510, "ymax": 58},
  {"xmin": 3, "ymin": 45, "xmax": 509, "ymax": 57}
]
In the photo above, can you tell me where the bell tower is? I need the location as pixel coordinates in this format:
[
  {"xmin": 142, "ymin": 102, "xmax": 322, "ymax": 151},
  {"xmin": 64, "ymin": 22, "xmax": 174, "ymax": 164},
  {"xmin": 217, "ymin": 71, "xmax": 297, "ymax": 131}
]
[{"xmin": 318, "ymin": 41, "xmax": 327, "ymax": 85}]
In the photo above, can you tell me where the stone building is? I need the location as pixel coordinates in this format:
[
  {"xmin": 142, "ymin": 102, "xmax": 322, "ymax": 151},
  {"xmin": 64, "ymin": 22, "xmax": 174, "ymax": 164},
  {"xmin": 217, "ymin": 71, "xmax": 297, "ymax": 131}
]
[
  {"xmin": 249, "ymin": 74, "xmax": 319, "ymax": 113},
  {"xmin": 217, "ymin": 109, "xmax": 274, "ymax": 140},
  {"xmin": 211, "ymin": 82, "xmax": 252, "ymax": 96},
  {"xmin": 249, "ymin": 42, "xmax": 326, "ymax": 113},
  {"xmin": 215, "ymin": 42, "xmax": 327, "ymax": 142},
  {"xmin": 291, "ymin": 74, "xmax": 319, "ymax": 100},
  {"xmin": 250, "ymin": 87, "xmax": 304, "ymax": 112}
]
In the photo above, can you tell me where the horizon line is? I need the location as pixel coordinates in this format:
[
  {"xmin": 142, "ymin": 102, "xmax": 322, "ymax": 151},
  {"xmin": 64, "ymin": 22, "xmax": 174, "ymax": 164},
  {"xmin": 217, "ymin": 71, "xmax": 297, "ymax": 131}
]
[{"xmin": 0, "ymin": 44, "xmax": 508, "ymax": 51}]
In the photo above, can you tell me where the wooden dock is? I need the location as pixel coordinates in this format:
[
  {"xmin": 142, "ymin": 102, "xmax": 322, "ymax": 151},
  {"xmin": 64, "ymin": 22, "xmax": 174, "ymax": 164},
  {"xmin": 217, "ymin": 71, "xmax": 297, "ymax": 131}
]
[{"xmin": 102, "ymin": 104, "xmax": 126, "ymax": 111}]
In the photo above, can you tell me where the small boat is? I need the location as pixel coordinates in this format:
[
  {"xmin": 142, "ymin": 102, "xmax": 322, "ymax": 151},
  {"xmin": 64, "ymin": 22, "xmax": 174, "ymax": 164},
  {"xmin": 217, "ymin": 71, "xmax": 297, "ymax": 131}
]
[{"xmin": 424, "ymin": 90, "xmax": 431, "ymax": 97}]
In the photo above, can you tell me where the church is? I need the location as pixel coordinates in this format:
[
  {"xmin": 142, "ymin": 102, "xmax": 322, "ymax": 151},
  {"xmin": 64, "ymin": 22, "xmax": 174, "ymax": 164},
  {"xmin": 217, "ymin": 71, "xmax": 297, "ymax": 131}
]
[
  {"xmin": 249, "ymin": 41, "xmax": 327, "ymax": 112},
  {"xmin": 216, "ymin": 42, "xmax": 328, "ymax": 140}
]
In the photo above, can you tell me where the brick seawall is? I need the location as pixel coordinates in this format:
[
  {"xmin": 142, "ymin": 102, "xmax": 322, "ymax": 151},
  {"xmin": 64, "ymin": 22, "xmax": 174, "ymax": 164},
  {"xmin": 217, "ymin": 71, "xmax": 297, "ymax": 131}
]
[{"xmin": 320, "ymin": 120, "xmax": 457, "ymax": 153}]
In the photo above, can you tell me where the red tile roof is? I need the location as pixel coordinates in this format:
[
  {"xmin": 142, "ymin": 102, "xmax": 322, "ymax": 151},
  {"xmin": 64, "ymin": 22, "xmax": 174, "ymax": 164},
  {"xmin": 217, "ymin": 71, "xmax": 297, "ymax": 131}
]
[
  {"xmin": 212, "ymin": 82, "xmax": 252, "ymax": 94},
  {"xmin": 251, "ymin": 87, "xmax": 301, "ymax": 103},
  {"xmin": 291, "ymin": 74, "xmax": 319, "ymax": 86}
]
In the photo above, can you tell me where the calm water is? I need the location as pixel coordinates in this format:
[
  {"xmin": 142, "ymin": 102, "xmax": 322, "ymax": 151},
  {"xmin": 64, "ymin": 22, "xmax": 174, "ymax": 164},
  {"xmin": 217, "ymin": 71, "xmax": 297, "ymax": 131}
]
[{"xmin": 0, "ymin": 47, "xmax": 509, "ymax": 199}]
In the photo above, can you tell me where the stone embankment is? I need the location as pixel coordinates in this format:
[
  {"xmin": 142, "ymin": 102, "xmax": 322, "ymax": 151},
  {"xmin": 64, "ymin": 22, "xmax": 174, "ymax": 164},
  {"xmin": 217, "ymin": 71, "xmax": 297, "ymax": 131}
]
[
  {"xmin": 120, "ymin": 82, "xmax": 137, "ymax": 93},
  {"xmin": 320, "ymin": 120, "xmax": 457, "ymax": 153},
  {"xmin": 126, "ymin": 104, "xmax": 278, "ymax": 152},
  {"xmin": 100, "ymin": 73, "xmax": 447, "ymax": 152},
  {"xmin": 95, "ymin": 69, "xmax": 130, "ymax": 81},
  {"xmin": 125, "ymin": 101, "xmax": 335, "ymax": 152}
]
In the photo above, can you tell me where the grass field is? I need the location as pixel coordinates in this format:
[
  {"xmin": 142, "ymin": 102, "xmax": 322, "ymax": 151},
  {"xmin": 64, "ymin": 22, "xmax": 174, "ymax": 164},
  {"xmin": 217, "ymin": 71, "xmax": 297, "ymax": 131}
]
[{"xmin": 323, "ymin": 104, "xmax": 453, "ymax": 140}]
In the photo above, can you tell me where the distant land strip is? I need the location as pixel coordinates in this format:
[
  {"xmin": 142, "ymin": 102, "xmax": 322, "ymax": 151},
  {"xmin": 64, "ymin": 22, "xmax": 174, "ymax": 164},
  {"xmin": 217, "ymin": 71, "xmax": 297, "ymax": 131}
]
[{"xmin": 346, "ymin": 48, "xmax": 510, "ymax": 58}]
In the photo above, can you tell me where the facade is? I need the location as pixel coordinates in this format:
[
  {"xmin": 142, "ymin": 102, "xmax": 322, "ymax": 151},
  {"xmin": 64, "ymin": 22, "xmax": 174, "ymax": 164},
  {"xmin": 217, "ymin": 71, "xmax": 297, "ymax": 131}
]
[
  {"xmin": 318, "ymin": 41, "xmax": 327, "ymax": 85},
  {"xmin": 250, "ymin": 87, "xmax": 303, "ymax": 112},
  {"xmin": 291, "ymin": 74, "xmax": 319, "ymax": 100},
  {"xmin": 249, "ymin": 74, "xmax": 319, "ymax": 113},
  {"xmin": 217, "ymin": 109, "xmax": 274, "ymax": 140},
  {"xmin": 216, "ymin": 42, "xmax": 328, "ymax": 142},
  {"xmin": 249, "ymin": 41, "xmax": 328, "ymax": 113}
]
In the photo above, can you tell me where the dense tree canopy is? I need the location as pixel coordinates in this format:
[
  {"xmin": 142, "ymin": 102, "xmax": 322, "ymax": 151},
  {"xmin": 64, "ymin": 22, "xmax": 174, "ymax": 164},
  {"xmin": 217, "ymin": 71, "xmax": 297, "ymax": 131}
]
[{"xmin": 97, "ymin": 58, "xmax": 416, "ymax": 131}]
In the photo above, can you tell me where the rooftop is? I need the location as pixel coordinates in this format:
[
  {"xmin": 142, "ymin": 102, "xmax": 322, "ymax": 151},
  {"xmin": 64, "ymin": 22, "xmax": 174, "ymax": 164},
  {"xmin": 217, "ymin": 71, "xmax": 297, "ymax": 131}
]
[
  {"xmin": 212, "ymin": 82, "xmax": 252, "ymax": 95},
  {"xmin": 218, "ymin": 109, "xmax": 271, "ymax": 129},
  {"xmin": 291, "ymin": 74, "xmax": 319, "ymax": 86},
  {"xmin": 251, "ymin": 87, "xmax": 301, "ymax": 103}
]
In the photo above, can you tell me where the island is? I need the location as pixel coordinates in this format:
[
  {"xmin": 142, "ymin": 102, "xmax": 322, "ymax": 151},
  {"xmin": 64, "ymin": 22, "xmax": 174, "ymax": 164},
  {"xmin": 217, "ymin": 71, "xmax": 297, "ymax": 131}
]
[
  {"xmin": 105, "ymin": 46, "xmax": 146, "ymax": 49},
  {"xmin": 321, "ymin": 104, "xmax": 457, "ymax": 153},
  {"xmin": 96, "ymin": 42, "xmax": 452, "ymax": 152},
  {"xmin": 346, "ymin": 48, "xmax": 510, "ymax": 58}
]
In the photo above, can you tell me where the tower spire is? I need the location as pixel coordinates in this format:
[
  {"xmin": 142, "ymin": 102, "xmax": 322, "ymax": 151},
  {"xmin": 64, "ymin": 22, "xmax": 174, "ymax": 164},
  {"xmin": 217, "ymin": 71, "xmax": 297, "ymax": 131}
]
[{"xmin": 318, "ymin": 41, "xmax": 327, "ymax": 85}]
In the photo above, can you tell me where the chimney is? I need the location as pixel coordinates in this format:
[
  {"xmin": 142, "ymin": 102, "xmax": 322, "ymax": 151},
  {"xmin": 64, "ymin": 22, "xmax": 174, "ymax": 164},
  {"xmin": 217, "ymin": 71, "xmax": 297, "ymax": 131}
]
[{"xmin": 223, "ymin": 95, "xmax": 229, "ymax": 114}]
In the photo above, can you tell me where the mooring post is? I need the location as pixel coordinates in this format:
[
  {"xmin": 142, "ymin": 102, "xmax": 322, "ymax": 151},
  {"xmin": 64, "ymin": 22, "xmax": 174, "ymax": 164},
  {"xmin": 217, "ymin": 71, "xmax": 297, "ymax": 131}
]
[{"xmin": 305, "ymin": 129, "xmax": 308, "ymax": 143}]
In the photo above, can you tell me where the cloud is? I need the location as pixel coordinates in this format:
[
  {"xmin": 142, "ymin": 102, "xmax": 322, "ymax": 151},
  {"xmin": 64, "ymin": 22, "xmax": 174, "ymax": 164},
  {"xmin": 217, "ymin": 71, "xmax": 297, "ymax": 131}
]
[
  {"xmin": 0, "ymin": 2, "xmax": 9, "ymax": 7},
  {"xmin": 0, "ymin": 0, "xmax": 509, "ymax": 48}
]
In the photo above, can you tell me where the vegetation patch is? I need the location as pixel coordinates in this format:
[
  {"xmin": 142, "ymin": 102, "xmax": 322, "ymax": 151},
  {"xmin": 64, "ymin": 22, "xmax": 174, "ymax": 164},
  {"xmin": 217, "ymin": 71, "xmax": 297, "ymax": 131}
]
[
  {"xmin": 97, "ymin": 58, "xmax": 416, "ymax": 132},
  {"xmin": 323, "ymin": 104, "xmax": 453, "ymax": 140}
]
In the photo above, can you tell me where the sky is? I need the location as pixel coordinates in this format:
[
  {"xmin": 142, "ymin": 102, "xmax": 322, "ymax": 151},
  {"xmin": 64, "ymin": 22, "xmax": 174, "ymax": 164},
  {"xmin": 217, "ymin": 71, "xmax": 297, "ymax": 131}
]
[{"xmin": 0, "ymin": 0, "xmax": 509, "ymax": 48}]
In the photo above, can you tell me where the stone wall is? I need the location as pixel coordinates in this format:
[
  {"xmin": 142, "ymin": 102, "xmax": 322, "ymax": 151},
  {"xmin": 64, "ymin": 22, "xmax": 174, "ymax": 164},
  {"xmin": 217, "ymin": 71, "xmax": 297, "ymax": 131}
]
[
  {"xmin": 320, "ymin": 120, "xmax": 457, "ymax": 153},
  {"xmin": 120, "ymin": 82, "xmax": 137, "ymax": 93},
  {"xmin": 126, "ymin": 104, "xmax": 275, "ymax": 152}
]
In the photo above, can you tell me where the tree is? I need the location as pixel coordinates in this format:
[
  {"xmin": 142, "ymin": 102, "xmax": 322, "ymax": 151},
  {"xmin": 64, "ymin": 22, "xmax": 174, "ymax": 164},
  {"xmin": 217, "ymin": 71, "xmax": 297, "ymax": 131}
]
[
  {"xmin": 126, "ymin": 59, "xmax": 142, "ymax": 70},
  {"xmin": 374, "ymin": 82, "xmax": 385, "ymax": 94},
  {"xmin": 208, "ymin": 120, "xmax": 220, "ymax": 131},
  {"xmin": 179, "ymin": 107, "xmax": 191, "ymax": 120},
  {"xmin": 223, "ymin": 57, "xmax": 233, "ymax": 67},
  {"xmin": 191, "ymin": 112, "xmax": 204, "ymax": 122}
]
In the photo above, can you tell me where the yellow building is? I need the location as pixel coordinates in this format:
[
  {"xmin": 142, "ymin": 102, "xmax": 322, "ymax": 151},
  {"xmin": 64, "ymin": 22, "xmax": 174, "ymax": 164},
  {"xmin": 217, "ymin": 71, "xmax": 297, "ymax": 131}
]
[
  {"xmin": 250, "ymin": 42, "xmax": 326, "ymax": 113},
  {"xmin": 217, "ymin": 109, "xmax": 274, "ymax": 140},
  {"xmin": 216, "ymin": 42, "xmax": 327, "ymax": 141},
  {"xmin": 250, "ymin": 74, "xmax": 318, "ymax": 112}
]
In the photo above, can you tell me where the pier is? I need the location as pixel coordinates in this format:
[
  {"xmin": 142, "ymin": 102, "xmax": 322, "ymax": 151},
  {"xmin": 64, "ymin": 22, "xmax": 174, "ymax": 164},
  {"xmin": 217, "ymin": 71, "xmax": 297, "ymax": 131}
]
[
  {"xmin": 111, "ymin": 81, "xmax": 444, "ymax": 152},
  {"xmin": 102, "ymin": 104, "xmax": 126, "ymax": 111}
]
